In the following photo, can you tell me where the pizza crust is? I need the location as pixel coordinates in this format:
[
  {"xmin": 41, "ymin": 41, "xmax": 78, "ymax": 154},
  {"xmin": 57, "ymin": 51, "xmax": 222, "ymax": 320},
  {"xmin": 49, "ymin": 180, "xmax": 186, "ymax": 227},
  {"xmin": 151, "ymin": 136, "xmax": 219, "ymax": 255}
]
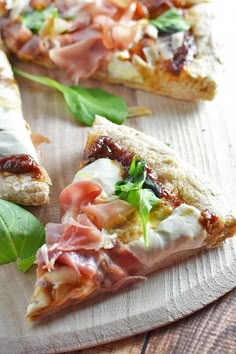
[{"xmin": 0, "ymin": 48, "xmax": 51, "ymax": 205}]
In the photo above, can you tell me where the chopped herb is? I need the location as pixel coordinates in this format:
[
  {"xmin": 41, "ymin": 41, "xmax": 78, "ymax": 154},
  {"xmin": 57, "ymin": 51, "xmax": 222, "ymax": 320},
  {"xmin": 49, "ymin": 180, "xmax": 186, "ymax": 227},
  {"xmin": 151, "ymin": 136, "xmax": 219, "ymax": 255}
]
[
  {"xmin": 149, "ymin": 8, "xmax": 190, "ymax": 34},
  {"xmin": 21, "ymin": 6, "xmax": 58, "ymax": 34},
  {"xmin": 115, "ymin": 156, "xmax": 159, "ymax": 246}
]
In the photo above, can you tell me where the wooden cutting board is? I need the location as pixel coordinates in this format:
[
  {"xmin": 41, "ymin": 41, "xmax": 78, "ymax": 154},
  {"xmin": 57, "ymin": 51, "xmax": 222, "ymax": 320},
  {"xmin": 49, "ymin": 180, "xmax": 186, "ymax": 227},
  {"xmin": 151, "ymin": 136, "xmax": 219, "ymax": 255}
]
[{"xmin": 0, "ymin": 15, "xmax": 236, "ymax": 352}]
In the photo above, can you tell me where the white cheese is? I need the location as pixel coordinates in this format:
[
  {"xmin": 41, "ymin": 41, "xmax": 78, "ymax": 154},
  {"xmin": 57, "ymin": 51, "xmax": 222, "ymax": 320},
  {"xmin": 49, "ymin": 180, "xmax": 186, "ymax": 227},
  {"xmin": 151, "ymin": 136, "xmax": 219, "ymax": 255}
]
[
  {"xmin": 171, "ymin": 31, "xmax": 185, "ymax": 51},
  {"xmin": 0, "ymin": 51, "xmax": 38, "ymax": 161},
  {"xmin": 5, "ymin": 0, "xmax": 30, "ymax": 18},
  {"xmin": 73, "ymin": 160, "xmax": 207, "ymax": 265},
  {"xmin": 129, "ymin": 204, "xmax": 207, "ymax": 267},
  {"xmin": 108, "ymin": 55, "xmax": 143, "ymax": 83},
  {"xmin": 73, "ymin": 158, "xmax": 123, "ymax": 197},
  {"xmin": 158, "ymin": 38, "xmax": 173, "ymax": 60},
  {"xmin": 142, "ymin": 47, "xmax": 158, "ymax": 67},
  {"xmin": 144, "ymin": 24, "xmax": 158, "ymax": 39}
]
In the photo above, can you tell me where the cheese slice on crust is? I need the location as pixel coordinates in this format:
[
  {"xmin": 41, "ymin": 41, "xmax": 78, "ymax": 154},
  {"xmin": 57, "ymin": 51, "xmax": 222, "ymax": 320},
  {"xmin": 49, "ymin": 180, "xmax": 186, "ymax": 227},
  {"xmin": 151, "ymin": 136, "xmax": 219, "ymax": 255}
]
[{"xmin": 0, "ymin": 49, "xmax": 51, "ymax": 205}]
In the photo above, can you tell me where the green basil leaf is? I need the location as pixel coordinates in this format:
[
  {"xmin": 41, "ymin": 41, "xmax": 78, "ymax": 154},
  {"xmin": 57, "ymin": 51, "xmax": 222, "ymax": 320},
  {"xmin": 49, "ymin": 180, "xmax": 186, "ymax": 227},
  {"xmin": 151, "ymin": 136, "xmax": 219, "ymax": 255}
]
[
  {"xmin": 139, "ymin": 189, "xmax": 159, "ymax": 246},
  {"xmin": 69, "ymin": 87, "xmax": 128, "ymax": 125},
  {"xmin": 13, "ymin": 68, "xmax": 128, "ymax": 126},
  {"xmin": 115, "ymin": 156, "xmax": 160, "ymax": 246},
  {"xmin": 128, "ymin": 156, "xmax": 146, "ymax": 186},
  {"xmin": 0, "ymin": 199, "xmax": 45, "ymax": 272},
  {"xmin": 149, "ymin": 8, "xmax": 190, "ymax": 34},
  {"xmin": 21, "ymin": 6, "xmax": 58, "ymax": 34}
]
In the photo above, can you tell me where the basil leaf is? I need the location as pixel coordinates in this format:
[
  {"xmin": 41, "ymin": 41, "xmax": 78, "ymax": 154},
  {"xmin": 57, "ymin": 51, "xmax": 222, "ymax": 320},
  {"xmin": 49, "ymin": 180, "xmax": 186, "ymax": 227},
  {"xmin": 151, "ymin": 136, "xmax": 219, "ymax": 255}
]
[
  {"xmin": 13, "ymin": 68, "xmax": 128, "ymax": 126},
  {"xmin": 0, "ymin": 199, "xmax": 45, "ymax": 272},
  {"xmin": 139, "ymin": 189, "xmax": 159, "ymax": 246},
  {"xmin": 21, "ymin": 6, "xmax": 58, "ymax": 34},
  {"xmin": 149, "ymin": 8, "xmax": 190, "ymax": 34},
  {"xmin": 115, "ymin": 156, "xmax": 159, "ymax": 246},
  {"xmin": 128, "ymin": 156, "xmax": 146, "ymax": 186}
]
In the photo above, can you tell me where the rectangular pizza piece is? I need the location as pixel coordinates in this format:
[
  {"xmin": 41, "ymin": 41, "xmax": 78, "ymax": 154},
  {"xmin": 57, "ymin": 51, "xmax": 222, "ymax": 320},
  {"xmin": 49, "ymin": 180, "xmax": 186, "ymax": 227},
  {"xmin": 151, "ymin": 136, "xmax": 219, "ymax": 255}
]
[{"xmin": 0, "ymin": 48, "xmax": 51, "ymax": 205}]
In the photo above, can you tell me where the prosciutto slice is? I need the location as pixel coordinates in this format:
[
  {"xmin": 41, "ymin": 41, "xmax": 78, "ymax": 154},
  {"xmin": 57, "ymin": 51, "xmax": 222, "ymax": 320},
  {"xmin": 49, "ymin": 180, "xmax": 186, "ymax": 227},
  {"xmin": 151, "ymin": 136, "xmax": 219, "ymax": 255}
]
[
  {"xmin": 49, "ymin": 32, "xmax": 109, "ymax": 80},
  {"xmin": 36, "ymin": 177, "xmax": 144, "ymax": 293}
]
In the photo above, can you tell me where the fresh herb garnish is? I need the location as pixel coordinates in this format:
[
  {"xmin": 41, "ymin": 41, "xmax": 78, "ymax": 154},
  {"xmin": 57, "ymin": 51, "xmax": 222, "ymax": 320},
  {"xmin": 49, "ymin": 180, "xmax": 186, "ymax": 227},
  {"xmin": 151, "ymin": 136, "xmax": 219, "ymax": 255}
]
[
  {"xmin": 115, "ymin": 157, "xmax": 159, "ymax": 246},
  {"xmin": 0, "ymin": 199, "xmax": 45, "ymax": 272},
  {"xmin": 149, "ymin": 8, "xmax": 190, "ymax": 34},
  {"xmin": 13, "ymin": 68, "xmax": 128, "ymax": 126},
  {"xmin": 21, "ymin": 6, "xmax": 58, "ymax": 34}
]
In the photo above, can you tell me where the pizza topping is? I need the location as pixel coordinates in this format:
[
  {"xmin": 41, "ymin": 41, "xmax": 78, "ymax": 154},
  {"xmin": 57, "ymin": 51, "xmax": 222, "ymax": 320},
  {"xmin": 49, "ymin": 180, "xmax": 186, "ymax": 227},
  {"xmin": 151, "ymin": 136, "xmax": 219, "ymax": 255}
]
[
  {"xmin": 82, "ymin": 198, "xmax": 136, "ymax": 229},
  {"xmin": 84, "ymin": 135, "xmax": 179, "ymax": 204},
  {"xmin": 1, "ymin": 1, "xmax": 196, "ymax": 80},
  {"xmin": 166, "ymin": 31, "xmax": 196, "ymax": 75},
  {"xmin": 21, "ymin": 5, "xmax": 58, "ymax": 34},
  {"xmin": 115, "ymin": 156, "xmax": 159, "ymax": 245},
  {"xmin": 0, "ymin": 153, "xmax": 43, "ymax": 179},
  {"xmin": 59, "ymin": 180, "xmax": 102, "ymax": 218},
  {"xmin": 129, "ymin": 203, "xmax": 207, "ymax": 267},
  {"xmin": 149, "ymin": 7, "xmax": 190, "ymax": 34},
  {"xmin": 49, "ymin": 32, "xmax": 109, "ymax": 81}
]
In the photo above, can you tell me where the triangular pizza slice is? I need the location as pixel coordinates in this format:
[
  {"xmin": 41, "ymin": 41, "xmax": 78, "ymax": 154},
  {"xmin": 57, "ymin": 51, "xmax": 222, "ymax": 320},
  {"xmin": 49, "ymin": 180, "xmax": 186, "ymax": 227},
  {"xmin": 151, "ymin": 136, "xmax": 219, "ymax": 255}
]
[
  {"xmin": 26, "ymin": 116, "xmax": 236, "ymax": 321},
  {"xmin": 0, "ymin": 48, "xmax": 51, "ymax": 205}
]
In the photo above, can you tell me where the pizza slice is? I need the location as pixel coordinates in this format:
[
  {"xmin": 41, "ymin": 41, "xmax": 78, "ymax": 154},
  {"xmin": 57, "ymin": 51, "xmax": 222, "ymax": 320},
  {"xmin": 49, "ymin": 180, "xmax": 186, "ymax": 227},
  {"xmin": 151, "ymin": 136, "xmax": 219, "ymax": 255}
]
[
  {"xmin": 0, "ymin": 48, "xmax": 51, "ymax": 205},
  {"xmin": 0, "ymin": 0, "xmax": 221, "ymax": 100},
  {"xmin": 26, "ymin": 115, "xmax": 236, "ymax": 322}
]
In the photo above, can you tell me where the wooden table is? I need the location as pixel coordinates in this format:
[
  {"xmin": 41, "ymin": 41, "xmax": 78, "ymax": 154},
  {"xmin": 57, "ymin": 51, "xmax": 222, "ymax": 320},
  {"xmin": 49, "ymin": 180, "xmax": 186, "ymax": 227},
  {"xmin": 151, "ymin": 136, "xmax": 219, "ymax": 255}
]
[{"xmin": 68, "ymin": 288, "xmax": 236, "ymax": 354}]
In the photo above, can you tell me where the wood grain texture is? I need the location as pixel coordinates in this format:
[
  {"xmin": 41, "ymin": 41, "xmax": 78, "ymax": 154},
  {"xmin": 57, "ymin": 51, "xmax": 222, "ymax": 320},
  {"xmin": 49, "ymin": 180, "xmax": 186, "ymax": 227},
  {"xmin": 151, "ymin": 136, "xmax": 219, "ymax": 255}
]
[
  {"xmin": 0, "ymin": 2, "xmax": 235, "ymax": 352},
  {"xmin": 75, "ymin": 288, "xmax": 235, "ymax": 354}
]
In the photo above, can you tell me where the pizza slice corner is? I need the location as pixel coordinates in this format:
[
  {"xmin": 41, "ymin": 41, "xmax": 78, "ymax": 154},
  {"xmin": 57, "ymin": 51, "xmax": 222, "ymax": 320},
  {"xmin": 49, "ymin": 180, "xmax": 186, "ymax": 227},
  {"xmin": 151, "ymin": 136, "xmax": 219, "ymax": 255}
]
[
  {"xmin": 0, "ymin": 48, "xmax": 51, "ymax": 205},
  {"xmin": 26, "ymin": 115, "xmax": 236, "ymax": 322}
]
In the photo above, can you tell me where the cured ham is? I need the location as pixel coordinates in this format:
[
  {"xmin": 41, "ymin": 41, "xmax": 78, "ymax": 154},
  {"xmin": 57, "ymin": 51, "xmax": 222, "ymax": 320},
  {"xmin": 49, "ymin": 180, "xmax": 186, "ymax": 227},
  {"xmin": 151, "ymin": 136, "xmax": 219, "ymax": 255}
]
[
  {"xmin": 49, "ymin": 35, "xmax": 109, "ymax": 80},
  {"xmin": 81, "ymin": 198, "xmax": 136, "ymax": 229},
  {"xmin": 59, "ymin": 180, "xmax": 102, "ymax": 217}
]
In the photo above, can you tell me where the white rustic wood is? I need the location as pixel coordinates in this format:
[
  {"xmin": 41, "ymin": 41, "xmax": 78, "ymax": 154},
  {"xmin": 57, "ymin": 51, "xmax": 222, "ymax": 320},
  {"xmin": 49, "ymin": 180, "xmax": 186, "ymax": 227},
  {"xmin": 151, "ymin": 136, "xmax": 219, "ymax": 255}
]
[{"xmin": 0, "ymin": 3, "xmax": 236, "ymax": 351}]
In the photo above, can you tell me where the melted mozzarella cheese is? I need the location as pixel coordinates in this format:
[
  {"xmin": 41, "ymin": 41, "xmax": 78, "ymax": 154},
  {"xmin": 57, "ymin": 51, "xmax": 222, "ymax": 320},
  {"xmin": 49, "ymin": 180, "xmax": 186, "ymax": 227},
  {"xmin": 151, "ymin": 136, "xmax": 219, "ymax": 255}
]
[
  {"xmin": 108, "ymin": 55, "xmax": 143, "ymax": 83},
  {"xmin": 74, "ymin": 159, "xmax": 207, "ymax": 265},
  {"xmin": 5, "ymin": 0, "xmax": 30, "ymax": 18},
  {"xmin": 73, "ymin": 158, "xmax": 123, "ymax": 196},
  {"xmin": 0, "ymin": 51, "xmax": 38, "ymax": 161},
  {"xmin": 129, "ymin": 204, "xmax": 207, "ymax": 267}
]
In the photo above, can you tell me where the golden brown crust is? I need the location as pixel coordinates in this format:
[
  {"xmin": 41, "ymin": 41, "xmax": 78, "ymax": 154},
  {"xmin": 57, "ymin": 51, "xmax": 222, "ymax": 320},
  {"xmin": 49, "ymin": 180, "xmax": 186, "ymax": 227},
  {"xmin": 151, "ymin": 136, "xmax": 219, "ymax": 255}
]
[
  {"xmin": 85, "ymin": 116, "xmax": 236, "ymax": 246},
  {"xmin": 0, "ymin": 168, "xmax": 51, "ymax": 205}
]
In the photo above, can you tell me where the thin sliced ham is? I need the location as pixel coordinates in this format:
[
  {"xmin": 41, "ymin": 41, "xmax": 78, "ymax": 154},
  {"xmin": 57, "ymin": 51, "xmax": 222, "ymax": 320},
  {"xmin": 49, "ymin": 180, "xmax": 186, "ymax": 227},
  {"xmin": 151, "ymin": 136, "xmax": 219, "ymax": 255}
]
[
  {"xmin": 59, "ymin": 180, "xmax": 102, "ymax": 218},
  {"xmin": 57, "ymin": 251, "xmax": 98, "ymax": 278},
  {"xmin": 58, "ymin": 214, "xmax": 104, "ymax": 251},
  {"xmin": 82, "ymin": 198, "xmax": 136, "ymax": 229},
  {"xmin": 49, "ymin": 34, "xmax": 109, "ymax": 80}
]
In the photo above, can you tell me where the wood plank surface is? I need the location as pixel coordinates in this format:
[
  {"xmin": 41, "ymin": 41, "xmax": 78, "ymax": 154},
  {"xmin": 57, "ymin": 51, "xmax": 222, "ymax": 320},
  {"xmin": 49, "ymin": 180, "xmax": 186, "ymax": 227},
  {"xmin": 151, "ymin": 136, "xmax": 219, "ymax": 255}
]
[
  {"xmin": 75, "ymin": 288, "xmax": 236, "ymax": 354},
  {"xmin": 0, "ymin": 2, "xmax": 236, "ymax": 352}
]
